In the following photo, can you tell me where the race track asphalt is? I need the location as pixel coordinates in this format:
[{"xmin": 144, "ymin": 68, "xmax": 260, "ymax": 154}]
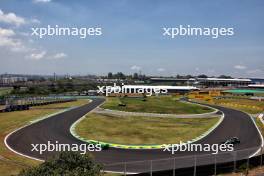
[{"xmin": 5, "ymin": 97, "xmax": 262, "ymax": 174}]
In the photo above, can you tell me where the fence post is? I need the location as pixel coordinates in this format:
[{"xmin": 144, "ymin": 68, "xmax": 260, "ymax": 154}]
[
  {"xmin": 124, "ymin": 162, "xmax": 127, "ymax": 176},
  {"xmin": 246, "ymin": 153, "xmax": 250, "ymax": 174},
  {"xmin": 214, "ymin": 154, "xmax": 217, "ymax": 176},
  {"xmin": 233, "ymin": 151, "xmax": 237, "ymax": 173},
  {"xmin": 150, "ymin": 160, "xmax": 153, "ymax": 176},
  {"xmin": 261, "ymin": 146, "xmax": 263, "ymax": 166},
  {"xmin": 247, "ymin": 156, "xmax": 249, "ymax": 172},
  {"xmin": 173, "ymin": 158, "xmax": 175, "ymax": 176},
  {"xmin": 101, "ymin": 165, "xmax": 104, "ymax": 175},
  {"xmin": 194, "ymin": 155, "xmax": 197, "ymax": 176}
]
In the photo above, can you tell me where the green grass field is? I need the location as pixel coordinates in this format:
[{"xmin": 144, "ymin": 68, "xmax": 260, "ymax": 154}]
[
  {"xmin": 256, "ymin": 118, "xmax": 264, "ymax": 137},
  {"xmin": 0, "ymin": 87, "xmax": 12, "ymax": 96},
  {"xmin": 76, "ymin": 113, "xmax": 219, "ymax": 145},
  {"xmin": 102, "ymin": 96, "xmax": 214, "ymax": 114},
  {"xmin": 0, "ymin": 99, "xmax": 89, "ymax": 176}
]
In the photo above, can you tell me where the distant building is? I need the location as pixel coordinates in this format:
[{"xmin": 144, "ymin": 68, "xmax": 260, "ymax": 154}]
[
  {"xmin": 250, "ymin": 78, "xmax": 264, "ymax": 84},
  {"xmin": 0, "ymin": 77, "xmax": 28, "ymax": 84},
  {"xmin": 248, "ymin": 84, "xmax": 264, "ymax": 89},
  {"xmin": 149, "ymin": 78, "xmax": 195, "ymax": 85},
  {"xmin": 149, "ymin": 77, "xmax": 252, "ymax": 88},
  {"xmin": 197, "ymin": 78, "xmax": 252, "ymax": 87},
  {"xmin": 106, "ymin": 85, "xmax": 199, "ymax": 97}
]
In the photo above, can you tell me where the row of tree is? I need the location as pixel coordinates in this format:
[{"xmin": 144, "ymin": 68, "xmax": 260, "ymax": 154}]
[{"xmin": 107, "ymin": 72, "xmax": 233, "ymax": 79}]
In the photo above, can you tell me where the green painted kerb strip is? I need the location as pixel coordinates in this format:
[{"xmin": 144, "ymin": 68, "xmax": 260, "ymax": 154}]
[
  {"xmin": 72, "ymin": 115, "xmax": 224, "ymax": 150},
  {"xmin": 70, "ymin": 100, "xmax": 224, "ymax": 150},
  {"xmin": 223, "ymin": 89, "xmax": 264, "ymax": 94}
]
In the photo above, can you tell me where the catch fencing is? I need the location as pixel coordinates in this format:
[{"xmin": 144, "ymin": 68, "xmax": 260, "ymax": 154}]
[{"xmin": 103, "ymin": 146, "xmax": 263, "ymax": 175}]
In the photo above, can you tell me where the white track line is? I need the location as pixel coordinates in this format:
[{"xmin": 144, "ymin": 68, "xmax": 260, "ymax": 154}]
[
  {"xmin": 5, "ymin": 98, "xmax": 261, "ymax": 175},
  {"xmin": 248, "ymin": 113, "xmax": 264, "ymax": 158},
  {"xmin": 4, "ymin": 102, "xmax": 88, "ymax": 162}
]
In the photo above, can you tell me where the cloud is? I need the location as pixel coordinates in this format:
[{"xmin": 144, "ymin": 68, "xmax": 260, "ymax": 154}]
[
  {"xmin": 33, "ymin": 0, "xmax": 52, "ymax": 3},
  {"xmin": 234, "ymin": 65, "xmax": 247, "ymax": 70},
  {"xmin": 0, "ymin": 28, "xmax": 15, "ymax": 37},
  {"xmin": 130, "ymin": 65, "xmax": 141, "ymax": 71},
  {"xmin": 27, "ymin": 51, "xmax": 47, "ymax": 60},
  {"xmin": 0, "ymin": 28, "xmax": 28, "ymax": 52},
  {"xmin": 0, "ymin": 9, "xmax": 26, "ymax": 26},
  {"xmin": 157, "ymin": 68, "xmax": 165, "ymax": 72},
  {"xmin": 30, "ymin": 18, "xmax": 41, "ymax": 24},
  {"xmin": 0, "ymin": 9, "xmax": 40, "ymax": 26},
  {"xmin": 26, "ymin": 51, "xmax": 68, "ymax": 61},
  {"xmin": 50, "ymin": 52, "xmax": 67, "ymax": 59},
  {"xmin": 0, "ymin": 28, "xmax": 66, "ymax": 61}
]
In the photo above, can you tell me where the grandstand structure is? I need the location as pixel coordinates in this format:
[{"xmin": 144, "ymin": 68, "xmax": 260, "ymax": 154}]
[
  {"xmin": 149, "ymin": 77, "xmax": 253, "ymax": 88},
  {"xmin": 197, "ymin": 78, "xmax": 252, "ymax": 87}
]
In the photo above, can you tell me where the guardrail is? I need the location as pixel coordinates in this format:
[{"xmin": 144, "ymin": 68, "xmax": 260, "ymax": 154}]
[
  {"xmin": 103, "ymin": 146, "xmax": 264, "ymax": 176},
  {"xmin": 0, "ymin": 97, "xmax": 76, "ymax": 113}
]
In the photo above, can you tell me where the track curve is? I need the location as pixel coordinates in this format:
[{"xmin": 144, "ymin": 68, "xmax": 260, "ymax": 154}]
[{"xmin": 5, "ymin": 97, "xmax": 262, "ymax": 173}]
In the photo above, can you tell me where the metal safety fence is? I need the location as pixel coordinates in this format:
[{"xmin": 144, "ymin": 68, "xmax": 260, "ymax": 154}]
[{"xmin": 103, "ymin": 146, "xmax": 264, "ymax": 176}]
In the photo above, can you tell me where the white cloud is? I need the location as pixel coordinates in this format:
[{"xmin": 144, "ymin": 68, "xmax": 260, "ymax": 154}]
[
  {"xmin": 30, "ymin": 18, "xmax": 41, "ymax": 24},
  {"xmin": 50, "ymin": 52, "xmax": 67, "ymax": 59},
  {"xmin": 0, "ymin": 28, "xmax": 28, "ymax": 52},
  {"xmin": 0, "ymin": 28, "xmax": 15, "ymax": 37},
  {"xmin": 33, "ymin": 0, "xmax": 52, "ymax": 3},
  {"xmin": 0, "ymin": 9, "xmax": 26, "ymax": 26},
  {"xmin": 0, "ymin": 9, "xmax": 40, "ymax": 26},
  {"xmin": 130, "ymin": 65, "xmax": 141, "ymax": 71},
  {"xmin": 26, "ymin": 51, "xmax": 68, "ymax": 61},
  {"xmin": 27, "ymin": 51, "xmax": 47, "ymax": 60},
  {"xmin": 234, "ymin": 65, "xmax": 247, "ymax": 70},
  {"xmin": 157, "ymin": 68, "xmax": 165, "ymax": 72},
  {"xmin": 0, "ymin": 28, "xmax": 66, "ymax": 61}
]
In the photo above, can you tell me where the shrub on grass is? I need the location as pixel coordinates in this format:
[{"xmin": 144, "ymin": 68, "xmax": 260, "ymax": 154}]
[{"xmin": 19, "ymin": 151, "xmax": 102, "ymax": 176}]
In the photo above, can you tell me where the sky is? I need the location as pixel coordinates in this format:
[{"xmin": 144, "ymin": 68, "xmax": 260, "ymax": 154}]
[{"xmin": 0, "ymin": 0, "xmax": 263, "ymax": 78}]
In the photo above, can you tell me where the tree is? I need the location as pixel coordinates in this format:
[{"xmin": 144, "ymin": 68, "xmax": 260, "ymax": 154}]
[
  {"xmin": 218, "ymin": 75, "xmax": 232, "ymax": 79},
  {"xmin": 185, "ymin": 75, "xmax": 194, "ymax": 79},
  {"xmin": 19, "ymin": 152, "xmax": 102, "ymax": 176},
  {"xmin": 107, "ymin": 72, "xmax": 113, "ymax": 79},
  {"xmin": 197, "ymin": 74, "xmax": 208, "ymax": 78},
  {"xmin": 133, "ymin": 73, "xmax": 139, "ymax": 79},
  {"xmin": 115, "ymin": 72, "xmax": 125, "ymax": 79}
]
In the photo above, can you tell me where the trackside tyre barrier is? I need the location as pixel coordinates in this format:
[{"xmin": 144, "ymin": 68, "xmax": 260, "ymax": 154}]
[{"xmin": 0, "ymin": 98, "xmax": 77, "ymax": 113}]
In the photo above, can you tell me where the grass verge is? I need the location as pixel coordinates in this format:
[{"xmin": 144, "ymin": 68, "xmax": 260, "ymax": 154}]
[
  {"xmin": 256, "ymin": 118, "xmax": 264, "ymax": 138},
  {"xmin": 0, "ymin": 99, "xmax": 89, "ymax": 176},
  {"xmin": 211, "ymin": 98, "xmax": 264, "ymax": 114},
  {"xmin": 75, "ymin": 113, "xmax": 219, "ymax": 145},
  {"xmin": 0, "ymin": 87, "xmax": 12, "ymax": 96},
  {"xmin": 102, "ymin": 96, "xmax": 214, "ymax": 114}
]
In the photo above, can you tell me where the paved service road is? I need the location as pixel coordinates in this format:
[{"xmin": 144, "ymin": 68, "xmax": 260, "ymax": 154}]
[{"xmin": 5, "ymin": 98, "xmax": 262, "ymax": 173}]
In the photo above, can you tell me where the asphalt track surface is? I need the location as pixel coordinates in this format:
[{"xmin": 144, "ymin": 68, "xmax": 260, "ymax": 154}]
[{"xmin": 5, "ymin": 98, "xmax": 262, "ymax": 174}]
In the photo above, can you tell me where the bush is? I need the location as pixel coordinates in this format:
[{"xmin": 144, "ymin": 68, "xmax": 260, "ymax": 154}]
[
  {"xmin": 19, "ymin": 152, "xmax": 102, "ymax": 176},
  {"xmin": 118, "ymin": 103, "xmax": 126, "ymax": 106}
]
